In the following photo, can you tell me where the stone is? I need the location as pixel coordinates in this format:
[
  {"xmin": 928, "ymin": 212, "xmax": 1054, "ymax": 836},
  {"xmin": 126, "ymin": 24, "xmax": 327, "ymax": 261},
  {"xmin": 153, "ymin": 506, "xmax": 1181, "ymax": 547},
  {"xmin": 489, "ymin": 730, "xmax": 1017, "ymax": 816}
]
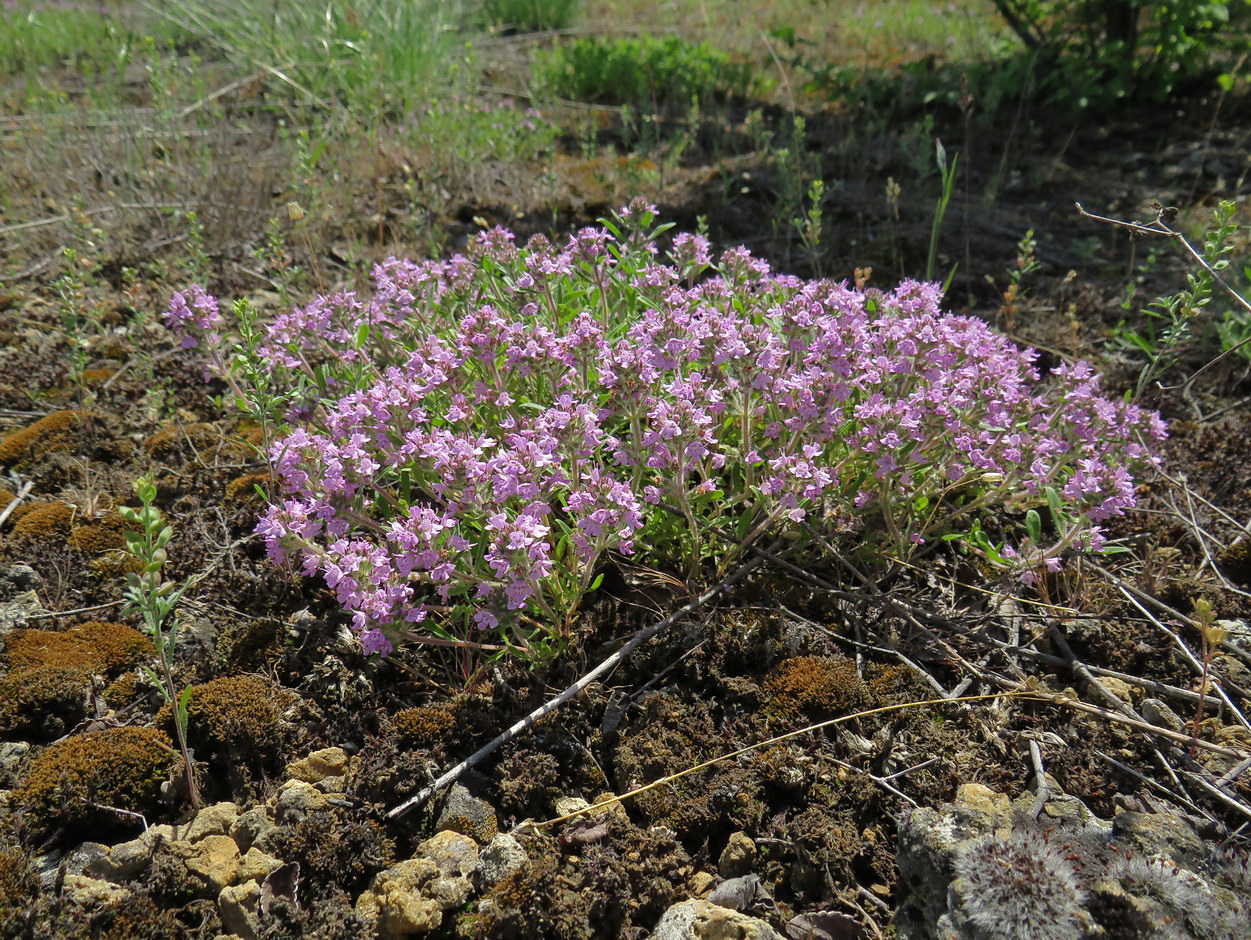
[
  {"xmin": 60, "ymin": 842, "xmax": 112, "ymax": 878},
  {"xmin": 419, "ymin": 830, "xmax": 478, "ymax": 878},
  {"xmin": 553, "ymin": 796, "xmax": 591, "ymax": 819},
  {"xmin": 230, "ymin": 807, "xmax": 276, "ymax": 853},
  {"xmin": 60, "ymin": 873, "xmax": 129, "ymax": 908},
  {"xmin": 90, "ymin": 824, "xmax": 176, "ymax": 882},
  {"xmin": 184, "ymin": 802, "xmax": 240, "ymax": 842},
  {"xmin": 689, "ymin": 872, "xmax": 716, "ymax": 897},
  {"xmin": 0, "ymin": 741, "xmax": 30, "ymax": 787},
  {"xmin": 718, "ymin": 831, "xmax": 757, "ymax": 878},
  {"xmin": 1112, "ymin": 811, "xmax": 1207, "ymax": 867},
  {"xmin": 0, "ymin": 590, "xmax": 44, "ymax": 634},
  {"xmin": 175, "ymin": 835, "xmax": 241, "ymax": 892},
  {"xmin": 273, "ymin": 779, "xmax": 328, "ymax": 824},
  {"xmin": 284, "ymin": 747, "xmax": 349, "ymax": 785},
  {"xmin": 435, "ymin": 784, "xmax": 497, "ymax": 842},
  {"xmin": 954, "ymin": 782, "xmax": 1011, "ymax": 819},
  {"xmin": 219, "ymin": 879, "xmax": 263, "ymax": 940},
  {"xmin": 707, "ymin": 874, "xmax": 771, "ymax": 913},
  {"xmin": 236, "ymin": 847, "xmax": 284, "ymax": 884},
  {"xmin": 651, "ymin": 899, "xmax": 784, "ymax": 940},
  {"xmin": 415, "ymin": 830, "xmax": 477, "ymax": 908},
  {"xmin": 354, "ymin": 858, "xmax": 445, "ymax": 937},
  {"xmin": 474, "ymin": 833, "xmax": 528, "ymax": 891},
  {"xmin": 1093, "ymin": 676, "xmax": 1136, "ymax": 704},
  {"xmin": 590, "ymin": 792, "xmax": 631, "ymax": 823}
]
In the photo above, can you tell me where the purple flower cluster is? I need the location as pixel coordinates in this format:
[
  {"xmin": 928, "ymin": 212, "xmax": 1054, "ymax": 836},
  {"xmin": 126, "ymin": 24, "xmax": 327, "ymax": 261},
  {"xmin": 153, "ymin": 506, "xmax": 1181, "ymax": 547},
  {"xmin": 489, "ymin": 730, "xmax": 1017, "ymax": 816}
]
[
  {"xmin": 164, "ymin": 285, "xmax": 223, "ymax": 350},
  {"xmin": 168, "ymin": 209, "xmax": 1166, "ymax": 657}
]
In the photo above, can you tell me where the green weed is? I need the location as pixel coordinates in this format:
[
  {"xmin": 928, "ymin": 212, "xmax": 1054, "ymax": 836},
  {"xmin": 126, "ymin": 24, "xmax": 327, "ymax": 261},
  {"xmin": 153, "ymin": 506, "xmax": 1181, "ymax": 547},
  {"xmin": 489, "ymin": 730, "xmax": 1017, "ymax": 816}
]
[{"xmin": 534, "ymin": 33, "xmax": 753, "ymax": 115}]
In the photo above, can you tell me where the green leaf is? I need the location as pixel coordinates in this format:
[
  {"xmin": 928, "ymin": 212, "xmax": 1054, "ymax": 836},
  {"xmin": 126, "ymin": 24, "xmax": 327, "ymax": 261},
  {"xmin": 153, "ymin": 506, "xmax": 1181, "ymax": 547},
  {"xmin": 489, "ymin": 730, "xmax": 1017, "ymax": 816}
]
[
  {"xmin": 1025, "ymin": 509, "xmax": 1042, "ymax": 545},
  {"xmin": 176, "ymin": 684, "xmax": 193, "ymax": 734}
]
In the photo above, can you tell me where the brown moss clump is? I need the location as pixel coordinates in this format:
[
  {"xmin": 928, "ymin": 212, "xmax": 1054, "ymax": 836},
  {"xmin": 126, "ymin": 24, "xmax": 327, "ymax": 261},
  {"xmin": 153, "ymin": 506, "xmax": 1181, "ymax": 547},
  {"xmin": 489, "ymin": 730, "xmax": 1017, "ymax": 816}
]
[
  {"xmin": 81, "ymin": 368, "xmax": 116, "ymax": 387},
  {"xmin": 142, "ymin": 421, "xmax": 226, "ymax": 459},
  {"xmin": 159, "ymin": 675, "xmax": 292, "ymax": 770},
  {"xmin": 0, "ymin": 410, "xmax": 93, "ymax": 467},
  {"xmin": 225, "ymin": 472, "xmax": 270, "ymax": 505},
  {"xmin": 9, "ymin": 500, "xmax": 74, "ymax": 542},
  {"xmin": 763, "ymin": 656, "xmax": 869, "ymax": 721},
  {"xmin": 218, "ymin": 618, "xmax": 284, "ymax": 674},
  {"xmin": 103, "ymin": 673, "xmax": 141, "ymax": 709},
  {"xmin": 392, "ymin": 705, "xmax": 456, "ymax": 749},
  {"xmin": 4, "ymin": 628, "xmax": 101, "ymax": 672},
  {"xmin": 4, "ymin": 622, "xmax": 151, "ymax": 675},
  {"xmin": 67, "ymin": 512, "xmax": 131, "ymax": 554},
  {"xmin": 0, "ymin": 487, "xmax": 14, "ymax": 512},
  {"xmin": 70, "ymin": 621, "xmax": 152, "ymax": 671},
  {"xmin": 0, "ymin": 624, "xmax": 149, "ymax": 739},
  {"xmin": 0, "ymin": 665, "xmax": 94, "ymax": 738},
  {"xmin": 90, "ymin": 551, "xmax": 145, "ymax": 580},
  {"xmin": 1218, "ymin": 540, "xmax": 1251, "ymax": 588},
  {"xmin": 14, "ymin": 727, "xmax": 175, "ymax": 830}
]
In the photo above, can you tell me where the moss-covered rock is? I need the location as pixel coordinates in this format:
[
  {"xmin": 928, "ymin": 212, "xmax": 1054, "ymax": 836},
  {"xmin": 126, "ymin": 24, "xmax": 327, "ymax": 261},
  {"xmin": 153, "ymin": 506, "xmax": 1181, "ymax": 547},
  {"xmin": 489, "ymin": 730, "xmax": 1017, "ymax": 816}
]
[
  {"xmin": 67, "ymin": 513, "xmax": 131, "ymax": 554},
  {"xmin": 158, "ymin": 675, "xmax": 294, "ymax": 783},
  {"xmin": 0, "ymin": 409, "xmax": 95, "ymax": 468},
  {"xmin": 763, "ymin": 655, "xmax": 869, "ymax": 721},
  {"xmin": 8, "ymin": 500, "xmax": 75, "ymax": 543},
  {"xmin": 14, "ymin": 727, "xmax": 176, "ymax": 831},
  {"xmin": 393, "ymin": 705, "xmax": 456, "ymax": 750}
]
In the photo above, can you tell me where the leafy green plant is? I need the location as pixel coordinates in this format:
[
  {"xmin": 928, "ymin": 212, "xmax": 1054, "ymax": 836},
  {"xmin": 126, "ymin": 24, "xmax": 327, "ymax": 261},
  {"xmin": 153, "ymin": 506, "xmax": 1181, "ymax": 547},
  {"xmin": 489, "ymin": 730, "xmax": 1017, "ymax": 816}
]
[
  {"xmin": 990, "ymin": 1, "xmax": 1250, "ymax": 107},
  {"xmin": 1110, "ymin": 200, "xmax": 1242, "ymax": 398},
  {"xmin": 118, "ymin": 474, "xmax": 200, "ymax": 810},
  {"xmin": 534, "ymin": 33, "xmax": 753, "ymax": 116}
]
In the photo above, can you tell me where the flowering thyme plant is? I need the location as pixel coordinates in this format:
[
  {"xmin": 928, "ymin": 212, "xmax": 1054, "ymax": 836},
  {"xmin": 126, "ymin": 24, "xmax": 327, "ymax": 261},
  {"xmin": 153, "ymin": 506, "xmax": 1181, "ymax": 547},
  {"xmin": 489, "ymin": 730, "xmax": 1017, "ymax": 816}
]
[{"xmin": 166, "ymin": 202, "xmax": 1165, "ymax": 659}]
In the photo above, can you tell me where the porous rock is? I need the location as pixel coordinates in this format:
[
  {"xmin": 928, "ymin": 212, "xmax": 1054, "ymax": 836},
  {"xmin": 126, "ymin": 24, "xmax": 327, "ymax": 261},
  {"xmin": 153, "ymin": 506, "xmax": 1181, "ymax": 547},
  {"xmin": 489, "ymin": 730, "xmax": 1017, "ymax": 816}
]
[
  {"xmin": 355, "ymin": 831, "xmax": 481, "ymax": 937},
  {"xmin": 474, "ymin": 833, "xmax": 528, "ymax": 891},
  {"xmin": 651, "ymin": 899, "xmax": 784, "ymax": 940},
  {"xmin": 60, "ymin": 873, "xmax": 130, "ymax": 908},
  {"xmin": 354, "ymin": 858, "xmax": 446, "ymax": 937},
  {"xmin": 435, "ymin": 784, "xmax": 497, "ymax": 842},
  {"xmin": 183, "ymin": 802, "xmax": 241, "ymax": 842},
  {"xmin": 718, "ymin": 831, "xmax": 757, "ymax": 878},
  {"xmin": 0, "ymin": 741, "xmax": 30, "ymax": 786},
  {"xmin": 89, "ymin": 824, "xmax": 177, "ymax": 882},
  {"xmin": 285, "ymin": 746, "xmax": 349, "ymax": 784},
  {"xmin": 172, "ymin": 834, "xmax": 241, "ymax": 893},
  {"xmin": 218, "ymin": 879, "xmax": 263, "ymax": 940},
  {"xmin": 236, "ymin": 847, "xmax": 284, "ymax": 883},
  {"xmin": 230, "ymin": 806, "xmax": 276, "ymax": 853},
  {"xmin": 272, "ymin": 778, "xmax": 328, "ymax": 824}
]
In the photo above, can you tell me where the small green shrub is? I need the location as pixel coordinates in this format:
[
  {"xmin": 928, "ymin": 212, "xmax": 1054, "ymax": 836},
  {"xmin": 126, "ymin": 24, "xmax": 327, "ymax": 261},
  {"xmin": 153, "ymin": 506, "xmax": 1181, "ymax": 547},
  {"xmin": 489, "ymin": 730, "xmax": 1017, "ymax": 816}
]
[
  {"xmin": 480, "ymin": 0, "xmax": 579, "ymax": 32},
  {"xmin": 534, "ymin": 34, "xmax": 754, "ymax": 114}
]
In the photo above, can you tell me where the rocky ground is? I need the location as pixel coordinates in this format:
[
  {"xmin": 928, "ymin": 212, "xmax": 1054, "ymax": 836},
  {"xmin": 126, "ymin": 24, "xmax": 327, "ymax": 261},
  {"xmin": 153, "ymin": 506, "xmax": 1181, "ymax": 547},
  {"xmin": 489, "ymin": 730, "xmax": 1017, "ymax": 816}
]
[{"xmin": 3, "ymin": 35, "xmax": 1251, "ymax": 940}]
